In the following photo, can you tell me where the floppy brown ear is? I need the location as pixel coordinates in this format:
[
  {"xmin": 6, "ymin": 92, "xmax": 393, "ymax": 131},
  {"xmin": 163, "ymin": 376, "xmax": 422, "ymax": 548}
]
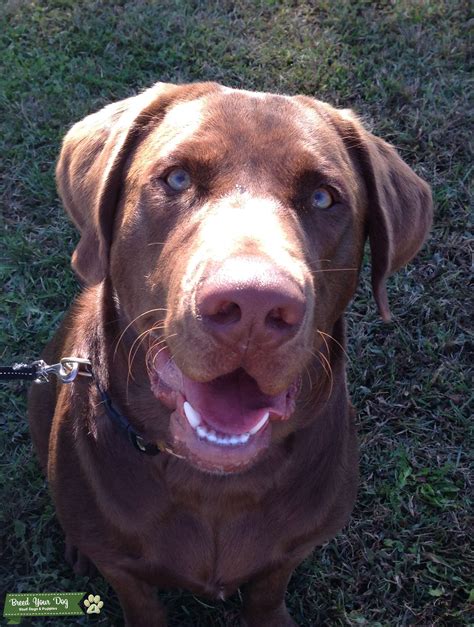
[
  {"xmin": 331, "ymin": 109, "xmax": 433, "ymax": 321},
  {"xmin": 361, "ymin": 131, "xmax": 433, "ymax": 321},
  {"xmin": 56, "ymin": 82, "xmax": 219, "ymax": 285}
]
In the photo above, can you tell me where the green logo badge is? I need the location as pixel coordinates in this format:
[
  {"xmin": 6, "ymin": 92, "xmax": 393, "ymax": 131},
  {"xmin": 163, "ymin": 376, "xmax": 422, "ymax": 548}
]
[{"xmin": 2, "ymin": 591, "xmax": 104, "ymax": 624}]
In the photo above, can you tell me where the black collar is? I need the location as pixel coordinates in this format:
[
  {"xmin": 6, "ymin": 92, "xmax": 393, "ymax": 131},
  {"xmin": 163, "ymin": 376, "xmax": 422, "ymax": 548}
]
[{"xmin": 94, "ymin": 383, "xmax": 163, "ymax": 456}]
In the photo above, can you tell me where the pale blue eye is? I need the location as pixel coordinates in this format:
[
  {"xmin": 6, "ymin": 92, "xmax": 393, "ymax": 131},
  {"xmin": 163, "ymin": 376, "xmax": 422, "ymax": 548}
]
[
  {"xmin": 312, "ymin": 188, "xmax": 333, "ymax": 209},
  {"xmin": 166, "ymin": 168, "xmax": 191, "ymax": 191}
]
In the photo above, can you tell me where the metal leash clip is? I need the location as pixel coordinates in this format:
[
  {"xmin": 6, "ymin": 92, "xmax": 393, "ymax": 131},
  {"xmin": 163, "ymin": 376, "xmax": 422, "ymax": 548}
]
[{"xmin": 33, "ymin": 357, "xmax": 93, "ymax": 383}]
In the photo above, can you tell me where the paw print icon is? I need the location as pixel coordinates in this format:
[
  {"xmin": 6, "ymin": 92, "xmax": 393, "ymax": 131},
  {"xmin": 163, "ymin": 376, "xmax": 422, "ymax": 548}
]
[{"xmin": 83, "ymin": 594, "xmax": 104, "ymax": 614}]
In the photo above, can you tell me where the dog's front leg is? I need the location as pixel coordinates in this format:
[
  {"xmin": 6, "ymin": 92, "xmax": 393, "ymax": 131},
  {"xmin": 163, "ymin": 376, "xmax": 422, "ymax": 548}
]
[
  {"xmin": 100, "ymin": 566, "xmax": 167, "ymax": 627},
  {"xmin": 240, "ymin": 563, "xmax": 297, "ymax": 627}
]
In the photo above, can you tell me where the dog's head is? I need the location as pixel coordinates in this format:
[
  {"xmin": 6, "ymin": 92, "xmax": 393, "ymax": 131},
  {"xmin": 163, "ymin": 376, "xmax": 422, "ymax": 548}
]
[{"xmin": 57, "ymin": 82, "xmax": 432, "ymax": 473}]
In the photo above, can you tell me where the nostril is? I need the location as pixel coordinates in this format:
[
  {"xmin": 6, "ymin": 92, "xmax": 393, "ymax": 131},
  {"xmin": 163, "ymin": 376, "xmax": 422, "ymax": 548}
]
[
  {"xmin": 203, "ymin": 301, "xmax": 241, "ymax": 326},
  {"xmin": 266, "ymin": 308, "xmax": 291, "ymax": 331},
  {"xmin": 265, "ymin": 303, "xmax": 304, "ymax": 331}
]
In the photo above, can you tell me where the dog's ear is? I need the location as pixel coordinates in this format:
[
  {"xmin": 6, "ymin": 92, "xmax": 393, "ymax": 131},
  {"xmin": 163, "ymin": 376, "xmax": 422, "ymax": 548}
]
[
  {"xmin": 337, "ymin": 109, "xmax": 433, "ymax": 321},
  {"xmin": 57, "ymin": 82, "xmax": 219, "ymax": 285}
]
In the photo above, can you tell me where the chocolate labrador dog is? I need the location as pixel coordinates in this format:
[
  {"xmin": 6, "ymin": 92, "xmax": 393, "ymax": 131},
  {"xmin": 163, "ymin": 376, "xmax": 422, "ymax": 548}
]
[{"xmin": 28, "ymin": 82, "xmax": 432, "ymax": 626}]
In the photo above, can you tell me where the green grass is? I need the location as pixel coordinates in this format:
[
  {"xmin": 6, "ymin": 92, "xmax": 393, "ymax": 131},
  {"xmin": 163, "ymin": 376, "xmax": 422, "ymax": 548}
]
[{"xmin": 0, "ymin": 1, "xmax": 471, "ymax": 625}]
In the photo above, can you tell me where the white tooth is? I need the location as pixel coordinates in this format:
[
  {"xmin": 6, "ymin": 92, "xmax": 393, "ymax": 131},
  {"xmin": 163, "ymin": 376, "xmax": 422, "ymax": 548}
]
[
  {"xmin": 249, "ymin": 412, "xmax": 270, "ymax": 435},
  {"xmin": 196, "ymin": 425, "xmax": 208, "ymax": 439},
  {"xmin": 194, "ymin": 423, "xmax": 253, "ymax": 446},
  {"xmin": 184, "ymin": 401, "xmax": 202, "ymax": 429}
]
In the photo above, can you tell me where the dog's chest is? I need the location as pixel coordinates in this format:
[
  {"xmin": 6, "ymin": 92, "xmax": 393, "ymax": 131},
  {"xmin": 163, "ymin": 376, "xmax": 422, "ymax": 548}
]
[{"xmin": 148, "ymin": 499, "xmax": 287, "ymax": 598}]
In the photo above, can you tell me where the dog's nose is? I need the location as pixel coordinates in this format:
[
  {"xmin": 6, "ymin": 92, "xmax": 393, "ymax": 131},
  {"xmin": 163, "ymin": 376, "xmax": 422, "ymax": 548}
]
[{"xmin": 197, "ymin": 257, "xmax": 306, "ymax": 347}]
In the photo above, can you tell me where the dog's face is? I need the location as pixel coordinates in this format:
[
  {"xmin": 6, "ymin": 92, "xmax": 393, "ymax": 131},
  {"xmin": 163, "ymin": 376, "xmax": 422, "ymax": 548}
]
[{"xmin": 57, "ymin": 82, "xmax": 432, "ymax": 473}]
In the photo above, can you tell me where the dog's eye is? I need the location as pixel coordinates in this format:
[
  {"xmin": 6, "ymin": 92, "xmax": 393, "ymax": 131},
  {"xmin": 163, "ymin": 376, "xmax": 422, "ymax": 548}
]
[
  {"xmin": 311, "ymin": 188, "xmax": 333, "ymax": 209},
  {"xmin": 166, "ymin": 168, "xmax": 192, "ymax": 192}
]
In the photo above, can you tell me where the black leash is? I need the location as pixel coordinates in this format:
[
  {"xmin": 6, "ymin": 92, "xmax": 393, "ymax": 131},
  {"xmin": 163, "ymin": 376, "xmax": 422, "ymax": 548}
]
[
  {"xmin": 1, "ymin": 356, "xmax": 179, "ymax": 458},
  {"xmin": 0, "ymin": 363, "xmax": 40, "ymax": 381},
  {"xmin": 0, "ymin": 357, "xmax": 92, "ymax": 383}
]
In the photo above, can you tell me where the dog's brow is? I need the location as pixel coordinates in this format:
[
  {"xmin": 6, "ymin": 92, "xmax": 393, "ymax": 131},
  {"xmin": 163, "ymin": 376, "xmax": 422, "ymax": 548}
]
[{"xmin": 154, "ymin": 98, "xmax": 206, "ymax": 158}]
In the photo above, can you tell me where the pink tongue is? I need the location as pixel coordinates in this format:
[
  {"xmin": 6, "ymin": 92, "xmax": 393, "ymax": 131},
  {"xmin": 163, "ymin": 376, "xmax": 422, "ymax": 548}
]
[{"xmin": 183, "ymin": 368, "xmax": 287, "ymax": 435}]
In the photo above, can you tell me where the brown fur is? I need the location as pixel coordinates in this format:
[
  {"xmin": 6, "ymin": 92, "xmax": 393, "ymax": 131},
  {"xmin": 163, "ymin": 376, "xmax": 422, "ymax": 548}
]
[{"xmin": 28, "ymin": 82, "xmax": 432, "ymax": 626}]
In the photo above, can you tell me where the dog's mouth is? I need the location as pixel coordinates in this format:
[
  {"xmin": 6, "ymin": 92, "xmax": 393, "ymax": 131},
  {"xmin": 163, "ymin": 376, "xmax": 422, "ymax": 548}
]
[{"xmin": 149, "ymin": 347, "xmax": 299, "ymax": 473}]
